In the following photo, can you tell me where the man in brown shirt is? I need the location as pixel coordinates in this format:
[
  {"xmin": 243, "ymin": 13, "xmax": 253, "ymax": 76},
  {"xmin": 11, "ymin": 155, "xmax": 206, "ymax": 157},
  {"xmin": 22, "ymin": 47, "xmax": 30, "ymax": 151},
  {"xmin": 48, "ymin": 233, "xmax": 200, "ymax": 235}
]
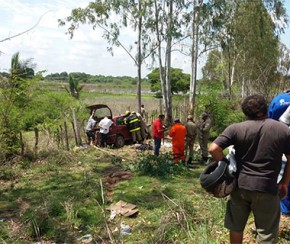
[
  {"xmin": 209, "ymin": 94, "xmax": 290, "ymax": 244},
  {"xmin": 185, "ymin": 115, "xmax": 197, "ymax": 165},
  {"xmin": 198, "ymin": 112, "xmax": 212, "ymax": 163}
]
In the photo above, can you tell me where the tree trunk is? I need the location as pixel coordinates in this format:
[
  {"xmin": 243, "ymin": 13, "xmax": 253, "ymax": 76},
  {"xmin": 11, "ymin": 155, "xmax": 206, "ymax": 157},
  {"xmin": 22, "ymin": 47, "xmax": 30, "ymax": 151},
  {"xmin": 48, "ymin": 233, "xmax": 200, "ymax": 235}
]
[
  {"xmin": 137, "ymin": 2, "xmax": 142, "ymax": 114},
  {"xmin": 154, "ymin": 0, "xmax": 168, "ymax": 118},
  {"xmin": 189, "ymin": 0, "xmax": 200, "ymax": 117},
  {"xmin": 165, "ymin": 0, "xmax": 173, "ymax": 125},
  {"xmin": 64, "ymin": 120, "xmax": 69, "ymax": 151}
]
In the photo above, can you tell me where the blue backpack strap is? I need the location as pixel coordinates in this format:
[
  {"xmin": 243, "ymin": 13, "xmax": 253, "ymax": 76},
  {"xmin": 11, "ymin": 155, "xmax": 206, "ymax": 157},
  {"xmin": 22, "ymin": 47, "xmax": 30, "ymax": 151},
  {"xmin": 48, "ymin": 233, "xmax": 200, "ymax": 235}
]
[{"xmin": 268, "ymin": 91, "xmax": 290, "ymax": 120}]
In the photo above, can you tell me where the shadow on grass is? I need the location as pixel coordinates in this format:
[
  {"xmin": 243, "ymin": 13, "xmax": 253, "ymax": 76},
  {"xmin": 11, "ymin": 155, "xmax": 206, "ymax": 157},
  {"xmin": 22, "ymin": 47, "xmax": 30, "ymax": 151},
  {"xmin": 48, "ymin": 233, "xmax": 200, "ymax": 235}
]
[{"xmin": 0, "ymin": 163, "xmax": 105, "ymax": 242}]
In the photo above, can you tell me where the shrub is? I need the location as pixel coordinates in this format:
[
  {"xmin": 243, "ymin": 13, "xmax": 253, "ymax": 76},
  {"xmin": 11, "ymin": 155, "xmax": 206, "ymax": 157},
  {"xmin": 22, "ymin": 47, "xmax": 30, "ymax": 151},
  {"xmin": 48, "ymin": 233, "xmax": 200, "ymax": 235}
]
[{"xmin": 135, "ymin": 153, "xmax": 186, "ymax": 177}]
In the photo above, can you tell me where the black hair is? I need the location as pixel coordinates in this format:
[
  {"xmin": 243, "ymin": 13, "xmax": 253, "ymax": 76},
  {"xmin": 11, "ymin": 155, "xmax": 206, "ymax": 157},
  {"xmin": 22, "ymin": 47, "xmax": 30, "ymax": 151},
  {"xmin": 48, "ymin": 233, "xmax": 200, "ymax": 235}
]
[{"xmin": 241, "ymin": 94, "xmax": 268, "ymax": 119}]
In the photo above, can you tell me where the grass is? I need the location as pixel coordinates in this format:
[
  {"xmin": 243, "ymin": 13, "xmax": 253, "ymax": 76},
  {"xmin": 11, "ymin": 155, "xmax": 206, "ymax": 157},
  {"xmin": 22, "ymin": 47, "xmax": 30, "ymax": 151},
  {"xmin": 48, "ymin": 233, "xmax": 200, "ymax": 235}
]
[
  {"xmin": 1, "ymin": 145, "xmax": 289, "ymax": 243},
  {"xmin": 0, "ymin": 83, "xmax": 289, "ymax": 243}
]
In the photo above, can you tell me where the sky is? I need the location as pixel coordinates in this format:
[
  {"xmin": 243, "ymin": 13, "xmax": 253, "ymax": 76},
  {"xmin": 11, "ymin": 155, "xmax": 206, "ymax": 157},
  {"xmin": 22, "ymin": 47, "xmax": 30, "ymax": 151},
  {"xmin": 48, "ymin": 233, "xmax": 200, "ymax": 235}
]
[{"xmin": 0, "ymin": 0, "xmax": 290, "ymax": 78}]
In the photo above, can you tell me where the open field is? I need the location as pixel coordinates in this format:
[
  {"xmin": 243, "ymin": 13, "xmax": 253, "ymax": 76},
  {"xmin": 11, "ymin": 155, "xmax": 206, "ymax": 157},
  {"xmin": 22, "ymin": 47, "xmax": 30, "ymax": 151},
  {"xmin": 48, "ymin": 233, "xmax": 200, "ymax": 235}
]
[{"xmin": 0, "ymin": 82, "xmax": 289, "ymax": 243}]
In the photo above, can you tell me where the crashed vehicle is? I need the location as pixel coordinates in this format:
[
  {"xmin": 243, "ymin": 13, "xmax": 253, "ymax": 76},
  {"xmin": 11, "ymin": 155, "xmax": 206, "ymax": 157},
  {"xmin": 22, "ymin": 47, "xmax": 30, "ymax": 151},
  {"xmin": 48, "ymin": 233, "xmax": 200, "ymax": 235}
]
[{"xmin": 87, "ymin": 104, "xmax": 149, "ymax": 148}]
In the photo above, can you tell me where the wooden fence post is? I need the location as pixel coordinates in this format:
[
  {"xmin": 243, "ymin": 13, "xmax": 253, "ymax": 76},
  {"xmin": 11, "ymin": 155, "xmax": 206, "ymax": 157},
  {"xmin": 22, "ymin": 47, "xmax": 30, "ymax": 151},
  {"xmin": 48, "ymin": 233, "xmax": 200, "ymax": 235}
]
[
  {"xmin": 72, "ymin": 108, "xmax": 81, "ymax": 146},
  {"xmin": 34, "ymin": 127, "xmax": 39, "ymax": 156},
  {"xmin": 64, "ymin": 120, "xmax": 69, "ymax": 150}
]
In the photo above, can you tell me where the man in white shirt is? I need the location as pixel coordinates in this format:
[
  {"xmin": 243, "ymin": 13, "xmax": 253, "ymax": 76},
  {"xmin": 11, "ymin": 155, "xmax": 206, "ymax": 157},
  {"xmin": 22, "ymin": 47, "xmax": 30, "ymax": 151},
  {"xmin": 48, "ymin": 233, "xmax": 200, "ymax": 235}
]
[
  {"xmin": 86, "ymin": 111, "xmax": 96, "ymax": 146},
  {"xmin": 99, "ymin": 116, "xmax": 114, "ymax": 147}
]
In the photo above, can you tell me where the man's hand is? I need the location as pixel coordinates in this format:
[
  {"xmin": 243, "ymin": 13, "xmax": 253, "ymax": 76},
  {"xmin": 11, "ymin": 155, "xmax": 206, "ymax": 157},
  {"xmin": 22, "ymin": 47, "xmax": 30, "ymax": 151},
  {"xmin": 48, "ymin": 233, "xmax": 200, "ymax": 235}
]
[
  {"xmin": 208, "ymin": 142, "xmax": 224, "ymax": 161},
  {"xmin": 278, "ymin": 182, "xmax": 288, "ymax": 200}
]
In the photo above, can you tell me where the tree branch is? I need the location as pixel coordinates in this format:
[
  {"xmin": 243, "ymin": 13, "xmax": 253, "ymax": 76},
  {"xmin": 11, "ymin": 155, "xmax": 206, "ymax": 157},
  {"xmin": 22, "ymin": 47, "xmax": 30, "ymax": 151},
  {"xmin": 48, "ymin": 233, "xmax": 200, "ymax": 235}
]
[{"xmin": 0, "ymin": 11, "xmax": 51, "ymax": 43}]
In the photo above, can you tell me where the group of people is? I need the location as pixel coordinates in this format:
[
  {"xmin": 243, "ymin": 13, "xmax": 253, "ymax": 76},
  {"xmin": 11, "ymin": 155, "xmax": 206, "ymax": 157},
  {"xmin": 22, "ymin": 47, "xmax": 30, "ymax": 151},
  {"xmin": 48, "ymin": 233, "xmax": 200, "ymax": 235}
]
[
  {"xmin": 152, "ymin": 111, "xmax": 212, "ymax": 165},
  {"xmin": 85, "ymin": 110, "xmax": 114, "ymax": 147},
  {"xmin": 85, "ymin": 105, "xmax": 147, "ymax": 147},
  {"xmin": 86, "ymin": 94, "xmax": 290, "ymax": 243},
  {"xmin": 152, "ymin": 93, "xmax": 290, "ymax": 243}
]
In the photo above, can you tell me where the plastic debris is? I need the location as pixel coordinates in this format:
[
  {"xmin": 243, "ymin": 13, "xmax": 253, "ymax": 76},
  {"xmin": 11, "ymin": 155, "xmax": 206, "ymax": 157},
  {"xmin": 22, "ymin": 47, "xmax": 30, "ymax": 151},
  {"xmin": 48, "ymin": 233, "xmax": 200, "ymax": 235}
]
[
  {"xmin": 121, "ymin": 223, "xmax": 131, "ymax": 235},
  {"xmin": 76, "ymin": 234, "xmax": 93, "ymax": 243}
]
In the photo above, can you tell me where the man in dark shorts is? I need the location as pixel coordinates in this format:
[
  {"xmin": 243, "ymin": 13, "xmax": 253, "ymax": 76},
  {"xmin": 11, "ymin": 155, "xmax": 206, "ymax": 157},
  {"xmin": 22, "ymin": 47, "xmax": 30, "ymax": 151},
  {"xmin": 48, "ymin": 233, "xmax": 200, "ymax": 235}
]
[{"xmin": 208, "ymin": 94, "xmax": 290, "ymax": 243}]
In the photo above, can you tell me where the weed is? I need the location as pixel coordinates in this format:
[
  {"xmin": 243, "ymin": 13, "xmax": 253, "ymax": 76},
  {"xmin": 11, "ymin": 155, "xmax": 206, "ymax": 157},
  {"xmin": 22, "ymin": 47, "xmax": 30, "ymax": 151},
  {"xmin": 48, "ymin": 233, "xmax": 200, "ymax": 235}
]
[
  {"xmin": 0, "ymin": 166, "xmax": 15, "ymax": 181},
  {"xmin": 63, "ymin": 200, "xmax": 78, "ymax": 225},
  {"xmin": 23, "ymin": 207, "xmax": 55, "ymax": 241},
  {"xmin": 135, "ymin": 153, "xmax": 187, "ymax": 177},
  {"xmin": 111, "ymin": 155, "xmax": 123, "ymax": 165},
  {"xmin": 0, "ymin": 222, "xmax": 9, "ymax": 240}
]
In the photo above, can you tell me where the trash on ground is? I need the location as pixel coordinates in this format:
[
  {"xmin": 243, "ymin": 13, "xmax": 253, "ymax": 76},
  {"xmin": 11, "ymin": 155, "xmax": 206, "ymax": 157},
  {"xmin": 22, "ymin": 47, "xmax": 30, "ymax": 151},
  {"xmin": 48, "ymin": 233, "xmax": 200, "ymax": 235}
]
[
  {"xmin": 120, "ymin": 222, "xmax": 132, "ymax": 235},
  {"xmin": 76, "ymin": 234, "xmax": 93, "ymax": 243},
  {"xmin": 107, "ymin": 200, "xmax": 138, "ymax": 217},
  {"xmin": 135, "ymin": 143, "xmax": 153, "ymax": 151}
]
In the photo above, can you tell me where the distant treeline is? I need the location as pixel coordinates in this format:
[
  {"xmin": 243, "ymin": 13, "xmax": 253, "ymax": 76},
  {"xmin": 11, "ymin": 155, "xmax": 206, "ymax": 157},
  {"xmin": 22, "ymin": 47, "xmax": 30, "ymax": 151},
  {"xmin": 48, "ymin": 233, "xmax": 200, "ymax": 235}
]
[
  {"xmin": 0, "ymin": 72, "xmax": 9, "ymax": 78},
  {"xmin": 0, "ymin": 71, "xmax": 149, "ymax": 84},
  {"xmin": 44, "ymin": 72, "xmax": 149, "ymax": 84}
]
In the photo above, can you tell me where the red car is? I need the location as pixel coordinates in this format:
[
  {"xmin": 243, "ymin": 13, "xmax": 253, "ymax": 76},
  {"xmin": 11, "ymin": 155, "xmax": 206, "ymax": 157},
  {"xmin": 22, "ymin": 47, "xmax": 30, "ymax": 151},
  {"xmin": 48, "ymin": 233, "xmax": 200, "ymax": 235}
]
[{"xmin": 87, "ymin": 104, "xmax": 132, "ymax": 148}]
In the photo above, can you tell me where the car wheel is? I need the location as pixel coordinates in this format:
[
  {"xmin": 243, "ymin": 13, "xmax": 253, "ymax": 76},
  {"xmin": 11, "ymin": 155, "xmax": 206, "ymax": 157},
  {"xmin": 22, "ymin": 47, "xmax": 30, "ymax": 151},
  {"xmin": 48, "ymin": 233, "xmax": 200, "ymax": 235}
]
[{"xmin": 115, "ymin": 135, "xmax": 125, "ymax": 148}]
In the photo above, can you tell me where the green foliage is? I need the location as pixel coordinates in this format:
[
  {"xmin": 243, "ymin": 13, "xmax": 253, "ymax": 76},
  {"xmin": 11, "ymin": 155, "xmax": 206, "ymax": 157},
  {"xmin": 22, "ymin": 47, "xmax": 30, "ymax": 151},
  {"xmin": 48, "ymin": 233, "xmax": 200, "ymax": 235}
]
[
  {"xmin": 135, "ymin": 153, "xmax": 187, "ymax": 177},
  {"xmin": 201, "ymin": 0, "xmax": 285, "ymax": 96},
  {"xmin": 147, "ymin": 67, "xmax": 190, "ymax": 94},
  {"xmin": 0, "ymin": 165, "xmax": 15, "ymax": 180},
  {"xmin": 233, "ymin": 1, "xmax": 280, "ymax": 94},
  {"xmin": 195, "ymin": 86, "xmax": 244, "ymax": 137},
  {"xmin": 63, "ymin": 74, "xmax": 85, "ymax": 99},
  {"xmin": 43, "ymin": 72, "xmax": 150, "ymax": 91},
  {"xmin": 24, "ymin": 92, "xmax": 79, "ymax": 131},
  {"xmin": 0, "ymin": 52, "xmax": 40, "ymax": 162},
  {"xmin": 0, "ymin": 222, "xmax": 9, "ymax": 240},
  {"xmin": 24, "ymin": 208, "xmax": 55, "ymax": 239},
  {"xmin": 202, "ymin": 50, "xmax": 225, "ymax": 83}
]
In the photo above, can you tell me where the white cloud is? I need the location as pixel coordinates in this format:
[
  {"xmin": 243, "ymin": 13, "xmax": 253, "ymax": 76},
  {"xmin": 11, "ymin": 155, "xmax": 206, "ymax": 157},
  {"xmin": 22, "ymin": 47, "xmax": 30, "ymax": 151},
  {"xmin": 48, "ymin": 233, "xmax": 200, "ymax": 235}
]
[{"xmin": 0, "ymin": 0, "xmax": 143, "ymax": 76}]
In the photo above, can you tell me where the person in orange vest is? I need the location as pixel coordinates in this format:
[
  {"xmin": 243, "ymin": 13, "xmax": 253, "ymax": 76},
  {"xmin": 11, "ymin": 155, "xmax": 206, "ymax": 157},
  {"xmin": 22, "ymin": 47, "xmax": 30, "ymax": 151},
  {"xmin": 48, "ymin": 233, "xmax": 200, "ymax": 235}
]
[{"xmin": 169, "ymin": 118, "xmax": 187, "ymax": 164}]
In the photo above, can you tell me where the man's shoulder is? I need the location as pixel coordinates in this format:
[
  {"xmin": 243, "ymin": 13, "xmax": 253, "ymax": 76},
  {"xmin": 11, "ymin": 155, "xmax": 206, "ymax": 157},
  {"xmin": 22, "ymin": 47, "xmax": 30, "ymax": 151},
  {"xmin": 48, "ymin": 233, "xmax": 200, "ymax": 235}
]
[
  {"xmin": 230, "ymin": 118, "xmax": 288, "ymax": 130},
  {"xmin": 186, "ymin": 121, "xmax": 196, "ymax": 127},
  {"xmin": 176, "ymin": 124, "xmax": 185, "ymax": 129},
  {"xmin": 153, "ymin": 119, "xmax": 160, "ymax": 127}
]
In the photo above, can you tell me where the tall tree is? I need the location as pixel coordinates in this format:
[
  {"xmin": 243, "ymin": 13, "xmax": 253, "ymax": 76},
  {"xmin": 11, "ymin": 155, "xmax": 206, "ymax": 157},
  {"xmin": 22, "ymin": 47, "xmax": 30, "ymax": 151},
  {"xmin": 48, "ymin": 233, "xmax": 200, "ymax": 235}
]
[
  {"xmin": 201, "ymin": 0, "xmax": 288, "ymax": 98},
  {"xmin": 59, "ymin": 0, "xmax": 155, "ymax": 113},
  {"xmin": 148, "ymin": 0, "xmax": 191, "ymax": 124},
  {"xmin": 148, "ymin": 67, "xmax": 190, "ymax": 94}
]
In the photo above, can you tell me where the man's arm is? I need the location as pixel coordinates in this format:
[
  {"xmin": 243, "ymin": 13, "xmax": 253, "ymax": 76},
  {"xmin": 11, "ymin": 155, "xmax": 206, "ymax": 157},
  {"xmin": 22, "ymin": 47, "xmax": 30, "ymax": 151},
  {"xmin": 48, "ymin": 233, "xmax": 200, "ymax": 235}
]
[
  {"xmin": 203, "ymin": 118, "xmax": 212, "ymax": 132},
  {"xmin": 208, "ymin": 142, "xmax": 224, "ymax": 161},
  {"xmin": 278, "ymin": 155, "xmax": 290, "ymax": 199}
]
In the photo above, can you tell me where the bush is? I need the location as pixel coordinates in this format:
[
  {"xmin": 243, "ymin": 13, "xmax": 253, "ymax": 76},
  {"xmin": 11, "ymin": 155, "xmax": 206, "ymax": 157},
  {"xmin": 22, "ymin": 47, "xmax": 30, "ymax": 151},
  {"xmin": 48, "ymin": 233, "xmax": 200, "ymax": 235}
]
[
  {"xmin": 135, "ymin": 153, "xmax": 186, "ymax": 177},
  {"xmin": 196, "ymin": 93, "xmax": 244, "ymax": 138}
]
